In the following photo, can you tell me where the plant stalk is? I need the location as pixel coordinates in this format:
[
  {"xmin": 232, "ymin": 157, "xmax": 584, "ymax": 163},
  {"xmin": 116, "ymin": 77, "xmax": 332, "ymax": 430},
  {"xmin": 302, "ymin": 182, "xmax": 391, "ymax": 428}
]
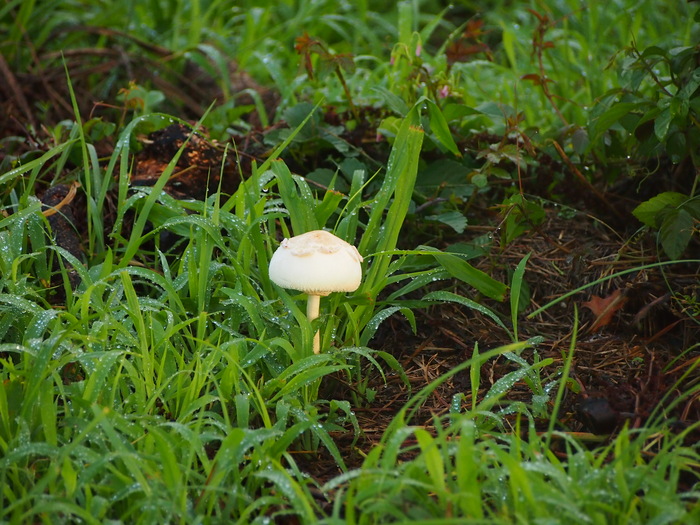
[{"xmin": 307, "ymin": 294, "xmax": 321, "ymax": 354}]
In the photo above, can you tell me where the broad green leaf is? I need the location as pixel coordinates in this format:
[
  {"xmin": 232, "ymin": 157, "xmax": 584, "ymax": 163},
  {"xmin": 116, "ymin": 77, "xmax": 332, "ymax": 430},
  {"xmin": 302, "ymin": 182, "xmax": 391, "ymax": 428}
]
[
  {"xmin": 666, "ymin": 130, "xmax": 688, "ymax": 163},
  {"xmin": 81, "ymin": 351, "xmax": 123, "ymax": 403},
  {"xmin": 377, "ymin": 116, "xmax": 403, "ymax": 139},
  {"xmin": 679, "ymin": 67, "xmax": 700, "ymax": 100},
  {"xmin": 441, "ymin": 103, "xmax": 482, "ymax": 122},
  {"xmin": 654, "ymin": 106, "xmax": 673, "ymax": 141},
  {"xmin": 456, "ymin": 420, "xmax": 483, "ymax": 518},
  {"xmin": 40, "ymin": 384, "xmax": 57, "ymax": 447},
  {"xmin": 660, "ymin": 208, "xmax": 694, "ymax": 260},
  {"xmin": 591, "ymin": 102, "xmax": 639, "ymax": 139},
  {"xmin": 681, "ymin": 197, "xmax": 700, "ymax": 218},
  {"xmin": 632, "ymin": 191, "xmax": 688, "ymax": 227},
  {"xmin": 426, "ymin": 211, "xmax": 467, "ymax": 233},
  {"xmin": 416, "ymin": 158, "xmax": 473, "ymax": 200},
  {"xmin": 480, "ymin": 358, "xmax": 552, "ymax": 410},
  {"xmin": 372, "ymin": 86, "xmax": 409, "ymax": 116},
  {"xmin": 397, "ymin": 2, "xmax": 412, "ymax": 46},
  {"xmin": 670, "ymin": 94, "xmax": 689, "ymax": 120},
  {"xmin": 641, "ymin": 45, "xmax": 669, "ymax": 59}
]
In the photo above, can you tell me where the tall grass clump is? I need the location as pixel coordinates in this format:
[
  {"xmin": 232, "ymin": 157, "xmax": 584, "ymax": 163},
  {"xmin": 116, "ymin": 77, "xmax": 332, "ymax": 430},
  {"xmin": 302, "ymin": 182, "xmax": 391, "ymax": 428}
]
[
  {"xmin": 326, "ymin": 411, "xmax": 700, "ymax": 523},
  {"xmin": 323, "ymin": 333, "xmax": 700, "ymax": 523},
  {"xmin": 0, "ymin": 90, "xmax": 511, "ymax": 520}
]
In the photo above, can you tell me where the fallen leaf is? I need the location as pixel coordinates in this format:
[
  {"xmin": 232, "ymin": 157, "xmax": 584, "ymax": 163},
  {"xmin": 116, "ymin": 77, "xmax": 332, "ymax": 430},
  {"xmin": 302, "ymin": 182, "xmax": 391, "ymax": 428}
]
[{"xmin": 582, "ymin": 289, "xmax": 627, "ymax": 332}]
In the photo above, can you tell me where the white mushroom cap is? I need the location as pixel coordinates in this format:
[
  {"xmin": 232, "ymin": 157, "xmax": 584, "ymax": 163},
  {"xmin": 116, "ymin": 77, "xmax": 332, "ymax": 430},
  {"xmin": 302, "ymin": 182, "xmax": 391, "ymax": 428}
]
[{"xmin": 268, "ymin": 230, "xmax": 363, "ymax": 296}]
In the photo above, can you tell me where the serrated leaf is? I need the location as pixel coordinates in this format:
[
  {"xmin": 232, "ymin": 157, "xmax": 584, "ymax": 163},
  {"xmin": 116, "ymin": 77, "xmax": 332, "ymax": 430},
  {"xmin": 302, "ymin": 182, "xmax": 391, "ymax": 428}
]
[
  {"xmin": 654, "ymin": 107, "xmax": 673, "ymax": 141},
  {"xmin": 591, "ymin": 102, "xmax": 638, "ymax": 139},
  {"xmin": 426, "ymin": 211, "xmax": 468, "ymax": 233},
  {"xmin": 681, "ymin": 196, "xmax": 700, "ymax": 218},
  {"xmin": 416, "ymin": 158, "xmax": 473, "ymax": 199},
  {"xmin": 282, "ymin": 102, "xmax": 320, "ymax": 141},
  {"xmin": 632, "ymin": 191, "xmax": 688, "ymax": 227},
  {"xmin": 677, "ymin": 67, "xmax": 700, "ymax": 100},
  {"xmin": 670, "ymin": 95, "xmax": 690, "ymax": 120},
  {"xmin": 660, "ymin": 208, "xmax": 694, "ymax": 260}
]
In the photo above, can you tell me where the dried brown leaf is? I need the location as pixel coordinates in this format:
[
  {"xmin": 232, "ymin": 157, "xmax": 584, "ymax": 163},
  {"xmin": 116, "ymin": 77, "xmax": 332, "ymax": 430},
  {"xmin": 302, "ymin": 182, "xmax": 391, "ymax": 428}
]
[{"xmin": 582, "ymin": 289, "xmax": 627, "ymax": 332}]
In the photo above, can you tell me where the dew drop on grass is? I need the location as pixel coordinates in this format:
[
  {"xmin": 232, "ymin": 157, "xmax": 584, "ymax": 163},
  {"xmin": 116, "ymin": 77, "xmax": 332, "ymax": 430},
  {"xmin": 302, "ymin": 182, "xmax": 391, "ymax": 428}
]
[
  {"xmin": 450, "ymin": 393, "xmax": 464, "ymax": 414},
  {"xmin": 0, "ymin": 242, "xmax": 13, "ymax": 260},
  {"xmin": 2, "ymin": 344, "xmax": 24, "ymax": 354}
]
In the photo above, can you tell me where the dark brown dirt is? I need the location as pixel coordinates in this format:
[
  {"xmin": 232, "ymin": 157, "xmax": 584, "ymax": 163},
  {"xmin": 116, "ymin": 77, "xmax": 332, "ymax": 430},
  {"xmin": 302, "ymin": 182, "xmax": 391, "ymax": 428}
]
[{"xmin": 303, "ymin": 209, "xmax": 699, "ymax": 484}]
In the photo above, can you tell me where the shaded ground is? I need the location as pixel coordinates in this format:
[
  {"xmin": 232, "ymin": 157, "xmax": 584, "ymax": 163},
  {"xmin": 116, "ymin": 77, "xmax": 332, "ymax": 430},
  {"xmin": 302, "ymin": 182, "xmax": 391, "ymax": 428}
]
[
  {"xmin": 304, "ymin": 209, "xmax": 699, "ymax": 485},
  {"xmin": 2, "ymin": 48, "xmax": 699, "ymax": 490}
]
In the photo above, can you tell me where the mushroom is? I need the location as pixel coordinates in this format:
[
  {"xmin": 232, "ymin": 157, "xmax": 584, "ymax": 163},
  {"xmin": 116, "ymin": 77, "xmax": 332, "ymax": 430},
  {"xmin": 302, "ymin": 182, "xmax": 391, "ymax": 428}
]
[{"xmin": 268, "ymin": 230, "xmax": 363, "ymax": 354}]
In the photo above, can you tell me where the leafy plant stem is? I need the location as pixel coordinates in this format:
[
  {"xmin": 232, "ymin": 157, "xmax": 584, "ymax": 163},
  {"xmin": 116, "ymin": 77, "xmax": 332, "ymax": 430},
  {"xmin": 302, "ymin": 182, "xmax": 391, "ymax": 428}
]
[
  {"xmin": 307, "ymin": 294, "xmax": 321, "ymax": 355},
  {"xmin": 530, "ymin": 10, "xmax": 568, "ymax": 126},
  {"xmin": 334, "ymin": 64, "xmax": 359, "ymax": 121}
]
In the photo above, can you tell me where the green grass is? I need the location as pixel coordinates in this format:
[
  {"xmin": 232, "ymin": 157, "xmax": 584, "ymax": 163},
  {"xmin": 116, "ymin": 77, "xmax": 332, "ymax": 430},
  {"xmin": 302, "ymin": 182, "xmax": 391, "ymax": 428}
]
[
  {"xmin": 1, "ymin": 0, "xmax": 699, "ymax": 523},
  {"xmin": 330, "ymin": 416, "xmax": 700, "ymax": 523},
  {"xmin": 0, "ymin": 101, "xmax": 510, "ymax": 522}
]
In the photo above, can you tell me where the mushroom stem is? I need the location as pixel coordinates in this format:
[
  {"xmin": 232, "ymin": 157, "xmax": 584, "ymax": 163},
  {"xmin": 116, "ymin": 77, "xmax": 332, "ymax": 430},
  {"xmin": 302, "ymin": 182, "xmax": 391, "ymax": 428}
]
[{"xmin": 306, "ymin": 294, "xmax": 321, "ymax": 354}]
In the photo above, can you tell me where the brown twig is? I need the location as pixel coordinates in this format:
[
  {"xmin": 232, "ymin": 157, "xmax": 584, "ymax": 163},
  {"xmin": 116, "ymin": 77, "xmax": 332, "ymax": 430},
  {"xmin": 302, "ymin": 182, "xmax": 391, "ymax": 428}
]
[{"xmin": 0, "ymin": 53, "xmax": 36, "ymax": 128}]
